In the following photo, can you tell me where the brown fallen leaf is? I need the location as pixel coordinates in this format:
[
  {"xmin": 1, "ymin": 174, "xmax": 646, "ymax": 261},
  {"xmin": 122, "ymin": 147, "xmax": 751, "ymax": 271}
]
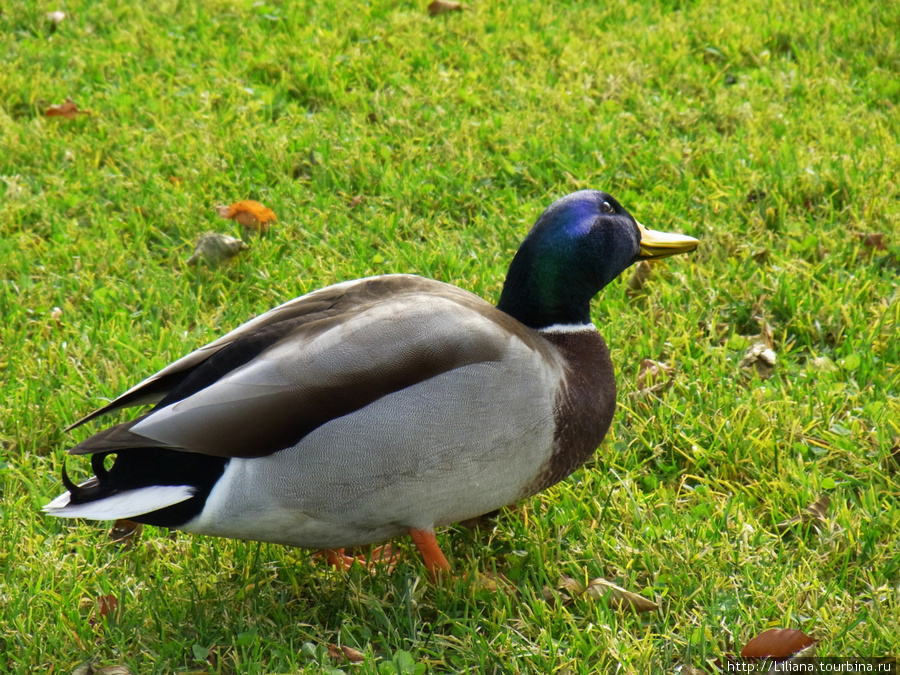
[
  {"xmin": 46, "ymin": 98, "xmax": 92, "ymax": 119},
  {"xmin": 542, "ymin": 576, "xmax": 585, "ymax": 605},
  {"xmin": 857, "ymin": 232, "xmax": 887, "ymax": 251},
  {"xmin": 88, "ymin": 594, "xmax": 119, "ymax": 627},
  {"xmin": 349, "ymin": 195, "xmax": 364, "ymax": 209},
  {"xmin": 583, "ymin": 577, "xmax": 659, "ymax": 613},
  {"xmin": 109, "ymin": 519, "xmax": 142, "ymax": 545},
  {"xmin": 635, "ymin": 359, "xmax": 674, "ymax": 396},
  {"xmin": 625, "ymin": 260, "xmax": 653, "ymax": 296},
  {"xmin": 775, "ymin": 495, "xmax": 830, "ymax": 534},
  {"xmin": 678, "ymin": 666, "xmax": 709, "ymax": 675},
  {"xmin": 428, "ymin": 0, "xmax": 467, "ymax": 16},
  {"xmin": 327, "ymin": 644, "xmax": 365, "ymax": 663},
  {"xmin": 187, "ymin": 232, "xmax": 249, "ymax": 266},
  {"xmin": 740, "ymin": 628, "xmax": 815, "ymax": 658},
  {"xmin": 72, "ymin": 664, "xmax": 134, "ymax": 675},
  {"xmin": 215, "ymin": 200, "xmax": 277, "ymax": 234},
  {"xmin": 739, "ymin": 339, "xmax": 776, "ymax": 379}
]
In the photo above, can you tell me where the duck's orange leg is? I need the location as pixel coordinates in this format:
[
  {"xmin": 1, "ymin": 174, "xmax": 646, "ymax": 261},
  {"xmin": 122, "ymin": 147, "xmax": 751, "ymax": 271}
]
[
  {"xmin": 408, "ymin": 528, "xmax": 451, "ymax": 580},
  {"xmin": 322, "ymin": 548, "xmax": 356, "ymax": 570},
  {"xmin": 317, "ymin": 544, "xmax": 402, "ymax": 572}
]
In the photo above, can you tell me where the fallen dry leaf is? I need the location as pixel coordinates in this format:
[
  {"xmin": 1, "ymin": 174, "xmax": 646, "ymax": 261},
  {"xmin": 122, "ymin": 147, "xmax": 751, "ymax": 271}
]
[
  {"xmin": 583, "ymin": 577, "xmax": 659, "ymax": 613},
  {"xmin": 215, "ymin": 200, "xmax": 277, "ymax": 233},
  {"xmin": 88, "ymin": 594, "xmax": 119, "ymax": 627},
  {"xmin": 428, "ymin": 0, "xmax": 466, "ymax": 16},
  {"xmin": 543, "ymin": 576, "xmax": 658, "ymax": 612},
  {"xmin": 46, "ymin": 99, "xmax": 92, "ymax": 119},
  {"xmin": 740, "ymin": 628, "xmax": 815, "ymax": 658},
  {"xmin": 542, "ymin": 576, "xmax": 585, "ymax": 605},
  {"xmin": 809, "ymin": 355, "xmax": 838, "ymax": 373},
  {"xmin": 109, "ymin": 519, "xmax": 142, "ymax": 545},
  {"xmin": 72, "ymin": 664, "xmax": 134, "ymax": 675},
  {"xmin": 679, "ymin": 666, "xmax": 709, "ymax": 675},
  {"xmin": 349, "ymin": 195, "xmax": 364, "ymax": 209},
  {"xmin": 625, "ymin": 260, "xmax": 653, "ymax": 296},
  {"xmin": 635, "ymin": 359, "xmax": 674, "ymax": 396},
  {"xmin": 775, "ymin": 495, "xmax": 830, "ymax": 534},
  {"xmin": 327, "ymin": 644, "xmax": 365, "ymax": 663},
  {"xmin": 739, "ymin": 339, "xmax": 776, "ymax": 379},
  {"xmin": 187, "ymin": 232, "xmax": 249, "ymax": 266},
  {"xmin": 857, "ymin": 232, "xmax": 887, "ymax": 251},
  {"xmin": 97, "ymin": 594, "xmax": 118, "ymax": 619}
]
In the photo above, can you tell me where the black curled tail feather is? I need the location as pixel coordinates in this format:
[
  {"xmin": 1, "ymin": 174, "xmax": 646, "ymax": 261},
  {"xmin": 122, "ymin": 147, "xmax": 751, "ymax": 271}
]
[{"xmin": 60, "ymin": 448, "xmax": 230, "ymax": 528}]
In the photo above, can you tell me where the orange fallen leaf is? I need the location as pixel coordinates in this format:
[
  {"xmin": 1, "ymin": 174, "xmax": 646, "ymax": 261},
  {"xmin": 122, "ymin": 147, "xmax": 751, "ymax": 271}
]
[
  {"xmin": 46, "ymin": 98, "xmax": 92, "ymax": 119},
  {"xmin": 215, "ymin": 200, "xmax": 277, "ymax": 233},
  {"xmin": 740, "ymin": 628, "xmax": 815, "ymax": 658},
  {"xmin": 428, "ymin": 0, "xmax": 466, "ymax": 16}
]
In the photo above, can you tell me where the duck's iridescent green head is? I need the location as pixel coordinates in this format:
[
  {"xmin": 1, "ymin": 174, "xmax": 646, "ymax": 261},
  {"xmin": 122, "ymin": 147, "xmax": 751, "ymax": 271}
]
[{"xmin": 497, "ymin": 190, "xmax": 698, "ymax": 329}]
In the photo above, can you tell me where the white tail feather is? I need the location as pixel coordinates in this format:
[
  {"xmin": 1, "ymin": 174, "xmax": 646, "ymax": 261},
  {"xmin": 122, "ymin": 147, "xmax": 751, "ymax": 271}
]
[{"xmin": 43, "ymin": 485, "xmax": 195, "ymax": 521}]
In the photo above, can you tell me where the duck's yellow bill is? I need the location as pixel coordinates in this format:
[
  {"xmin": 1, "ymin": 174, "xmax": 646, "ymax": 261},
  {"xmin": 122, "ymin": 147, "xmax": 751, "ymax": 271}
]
[{"xmin": 636, "ymin": 221, "xmax": 699, "ymax": 260}]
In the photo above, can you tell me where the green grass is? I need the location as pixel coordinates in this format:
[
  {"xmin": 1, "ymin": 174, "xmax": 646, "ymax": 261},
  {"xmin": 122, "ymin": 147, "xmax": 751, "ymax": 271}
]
[{"xmin": 2, "ymin": 0, "xmax": 899, "ymax": 672}]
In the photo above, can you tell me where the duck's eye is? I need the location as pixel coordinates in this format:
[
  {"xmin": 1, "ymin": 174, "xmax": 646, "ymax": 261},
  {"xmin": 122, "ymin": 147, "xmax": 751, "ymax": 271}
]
[{"xmin": 600, "ymin": 201, "xmax": 615, "ymax": 214}]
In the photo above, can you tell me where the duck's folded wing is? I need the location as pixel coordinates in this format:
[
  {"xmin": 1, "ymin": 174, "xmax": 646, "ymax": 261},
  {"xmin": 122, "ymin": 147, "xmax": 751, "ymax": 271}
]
[{"xmin": 68, "ymin": 276, "xmax": 545, "ymax": 459}]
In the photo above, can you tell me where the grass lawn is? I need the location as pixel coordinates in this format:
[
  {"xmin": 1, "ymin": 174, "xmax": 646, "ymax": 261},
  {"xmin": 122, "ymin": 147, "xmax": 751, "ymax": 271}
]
[{"xmin": 2, "ymin": 0, "xmax": 899, "ymax": 672}]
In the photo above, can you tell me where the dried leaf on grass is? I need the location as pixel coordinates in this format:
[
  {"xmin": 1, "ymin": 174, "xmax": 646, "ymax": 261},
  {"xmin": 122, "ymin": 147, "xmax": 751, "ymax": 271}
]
[
  {"xmin": 626, "ymin": 260, "xmax": 653, "ymax": 296},
  {"xmin": 583, "ymin": 577, "xmax": 659, "ymax": 613},
  {"xmin": 428, "ymin": 0, "xmax": 467, "ymax": 16},
  {"xmin": 740, "ymin": 628, "xmax": 816, "ymax": 658},
  {"xmin": 215, "ymin": 200, "xmax": 277, "ymax": 233},
  {"xmin": 543, "ymin": 576, "xmax": 658, "ymax": 613},
  {"xmin": 635, "ymin": 359, "xmax": 675, "ymax": 396},
  {"xmin": 857, "ymin": 232, "xmax": 887, "ymax": 251},
  {"xmin": 327, "ymin": 644, "xmax": 366, "ymax": 663},
  {"xmin": 73, "ymin": 664, "xmax": 133, "ymax": 675},
  {"xmin": 109, "ymin": 519, "xmax": 142, "ymax": 545},
  {"xmin": 187, "ymin": 232, "xmax": 249, "ymax": 266},
  {"xmin": 775, "ymin": 495, "xmax": 830, "ymax": 534},
  {"xmin": 678, "ymin": 666, "xmax": 708, "ymax": 675},
  {"xmin": 739, "ymin": 339, "xmax": 776, "ymax": 379},
  {"xmin": 87, "ymin": 594, "xmax": 119, "ymax": 627},
  {"xmin": 46, "ymin": 98, "xmax": 92, "ymax": 119},
  {"xmin": 809, "ymin": 355, "xmax": 838, "ymax": 373}
]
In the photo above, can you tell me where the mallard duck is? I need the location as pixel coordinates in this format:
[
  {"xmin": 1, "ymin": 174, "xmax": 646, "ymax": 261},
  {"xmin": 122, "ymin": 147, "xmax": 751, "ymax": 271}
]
[{"xmin": 44, "ymin": 190, "xmax": 697, "ymax": 578}]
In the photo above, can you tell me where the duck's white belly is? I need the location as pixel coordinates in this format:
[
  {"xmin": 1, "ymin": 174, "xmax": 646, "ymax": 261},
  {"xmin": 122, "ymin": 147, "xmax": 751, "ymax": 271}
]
[{"xmin": 182, "ymin": 360, "xmax": 559, "ymax": 549}]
